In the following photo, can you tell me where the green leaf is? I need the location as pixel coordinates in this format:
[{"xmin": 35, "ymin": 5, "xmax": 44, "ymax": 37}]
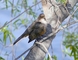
[
  {"xmin": 13, "ymin": 19, "xmax": 20, "ymax": 29},
  {"xmin": 44, "ymin": 58, "xmax": 47, "ymax": 60},
  {"xmin": 21, "ymin": 19, "xmax": 25, "ymax": 24},
  {"xmin": 8, "ymin": 1, "xmax": 14, "ymax": 14},
  {"xmin": 8, "ymin": 31, "xmax": 15, "ymax": 43},
  {"xmin": 0, "ymin": 25, "xmax": 15, "ymax": 45},
  {"xmin": 3, "ymin": 29, "xmax": 9, "ymax": 45},
  {"xmin": 24, "ymin": 0, "xmax": 28, "ymax": 7},
  {"xmin": 63, "ymin": 32, "xmax": 78, "ymax": 59},
  {"xmin": 47, "ymin": 55, "xmax": 50, "ymax": 60},
  {"xmin": 0, "ymin": 56, "xmax": 5, "ymax": 60},
  {"xmin": 5, "ymin": 0, "xmax": 8, "ymax": 9},
  {"xmin": 52, "ymin": 55, "xmax": 57, "ymax": 60}
]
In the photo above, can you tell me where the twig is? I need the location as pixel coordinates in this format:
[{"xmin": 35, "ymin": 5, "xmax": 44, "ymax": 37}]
[
  {"xmin": 0, "ymin": 22, "xmax": 7, "ymax": 29},
  {"xmin": 35, "ymin": 42, "xmax": 52, "ymax": 60},
  {"xmin": 71, "ymin": 7, "xmax": 78, "ymax": 16},
  {"xmin": 51, "ymin": 44, "xmax": 54, "ymax": 56},
  {"xmin": 15, "ymin": 45, "xmax": 35, "ymax": 60},
  {"xmin": 11, "ymin": 0, "xmax": 14, "ymax": 16},
  {"xmin": 67, "ymin": 7, "xmax": 78, "ymax": 26}
]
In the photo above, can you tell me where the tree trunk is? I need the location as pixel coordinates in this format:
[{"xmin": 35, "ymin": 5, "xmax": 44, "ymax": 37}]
[{"xmin": 24, "ymin": 0, "xmax": 78, "ymax": 60}]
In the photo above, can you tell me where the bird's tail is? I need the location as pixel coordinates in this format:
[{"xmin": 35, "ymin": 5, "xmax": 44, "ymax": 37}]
[
  {"xmin": 13, "ymin": 35, "xmax": 23, "ymax": 45},
  {"xmin": 13, "ymin": 31, "xmax": 29, "ymax": 45}
]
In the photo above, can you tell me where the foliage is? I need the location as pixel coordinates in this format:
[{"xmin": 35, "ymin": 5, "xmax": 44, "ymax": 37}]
[
  {"xmin": 0, "ymin": 56, "xmax": 5, "ymax": 60},
  {"xmin": 63, "ymin": 32, "xmax": 78, "ymax": 60},
  {"xmin": 44, "ymin": 55, "xmax": 57, "ymax": 60},
  {"xmin": 0, "ymin": 0, "xmax": 40, "ymax": 60},
  {"xmin": 0, "ymin": 0, "xmax": 38, "ymax": 45},
  {"xmin": 56, "ymin": 0, "xmax": 67, "ymax": 6},
  {"xmin": 1, "ymin": 0, "xmax": 38, "ymax": 28},
  {"xmin": 13, "ymin": 18, "xmax": 29, "ymax": 30},
  {"xmin": 0, "ymin": 24, "xmax": 15, "ymax": 45}
]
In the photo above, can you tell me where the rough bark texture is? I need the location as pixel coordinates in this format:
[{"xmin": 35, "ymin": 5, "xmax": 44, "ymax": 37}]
[{"xmin": 24, "ymin": 0, "xmax": 78, "ymax": 60}]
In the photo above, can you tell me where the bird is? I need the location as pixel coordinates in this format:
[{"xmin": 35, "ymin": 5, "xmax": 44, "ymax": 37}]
[{"xmin": 13, "ymin": 13, "xmax": 47, "ymax": 45}]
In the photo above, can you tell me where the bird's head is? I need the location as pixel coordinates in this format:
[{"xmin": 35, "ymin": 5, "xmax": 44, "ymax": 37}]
[
  {"xmin": 38, "ymin": 13, "xmax": 46, "ymax": 20},
  {"xmin": 38, "ymin": 13, "xmax": 47, "ymax": 24}
]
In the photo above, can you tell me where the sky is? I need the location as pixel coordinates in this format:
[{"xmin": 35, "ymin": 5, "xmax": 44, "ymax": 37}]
[{"xmin": 0, "ymin": 0, "xmax": 74, "ymax": 60}]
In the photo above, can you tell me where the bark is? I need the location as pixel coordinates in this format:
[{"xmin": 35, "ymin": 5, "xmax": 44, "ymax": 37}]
[{"xmin": 24, "ymin": 0, "xmax": 78, "ymax": 60}]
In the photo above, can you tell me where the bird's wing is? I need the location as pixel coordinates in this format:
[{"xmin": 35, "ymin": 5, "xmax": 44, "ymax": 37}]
[{"xmin": 13, "ymin": 20, "xmax": 38, "ymax": 45}]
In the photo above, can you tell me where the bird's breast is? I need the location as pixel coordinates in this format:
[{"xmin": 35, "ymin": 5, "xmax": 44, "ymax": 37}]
[{"xmin": 38, "ymin": 19, "xmax": 47, "ymax": 25}]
